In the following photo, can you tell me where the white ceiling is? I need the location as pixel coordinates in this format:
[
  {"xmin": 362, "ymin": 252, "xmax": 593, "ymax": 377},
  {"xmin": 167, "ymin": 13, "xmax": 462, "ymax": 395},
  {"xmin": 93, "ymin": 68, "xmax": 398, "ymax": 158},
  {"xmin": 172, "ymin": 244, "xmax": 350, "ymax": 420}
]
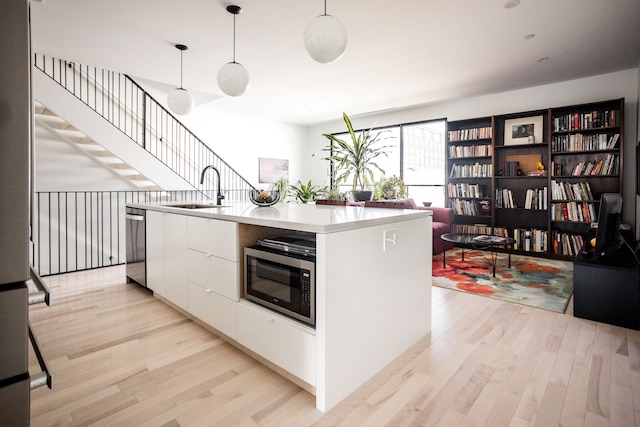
[{"xmin": 30, "ymin": 0, "xmax": 640, "ymax": 126}]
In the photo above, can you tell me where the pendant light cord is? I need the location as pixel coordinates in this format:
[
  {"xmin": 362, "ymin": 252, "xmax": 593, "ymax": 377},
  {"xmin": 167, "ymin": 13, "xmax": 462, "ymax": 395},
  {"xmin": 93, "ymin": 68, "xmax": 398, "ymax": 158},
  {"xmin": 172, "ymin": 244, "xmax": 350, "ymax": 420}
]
[
  {"xmin": 323, "ymin": 0, "xmax": 327, "ymax": 15},
  {"xmin": 179, "ymin": 49, "xmax": 184, "ymax": 89},
  {"xmin": 232, "ymin": 13, "xmax": 236, "ymax": 63}
]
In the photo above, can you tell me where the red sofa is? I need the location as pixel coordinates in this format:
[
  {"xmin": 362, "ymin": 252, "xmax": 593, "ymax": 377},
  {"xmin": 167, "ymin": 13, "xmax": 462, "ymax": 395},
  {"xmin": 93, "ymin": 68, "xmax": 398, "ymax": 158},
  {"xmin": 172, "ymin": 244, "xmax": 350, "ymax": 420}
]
[{"xmin": 350, "ymin": 198, "xmax": 454, "ymax": 255}]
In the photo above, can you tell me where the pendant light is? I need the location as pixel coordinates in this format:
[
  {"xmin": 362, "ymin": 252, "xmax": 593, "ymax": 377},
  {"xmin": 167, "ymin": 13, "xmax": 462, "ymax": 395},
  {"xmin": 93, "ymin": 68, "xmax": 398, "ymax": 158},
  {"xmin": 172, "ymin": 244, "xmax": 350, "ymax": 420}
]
[
  {"xmin": 217, "ymin": 5, "xmax": 249, "ymax": 97},
  {"xmin": 303, "ymin": 0, "xmax": 347, "ymax": 64},
  {"xmin": 167, "ymin": 44, "xmax": 195, "ymax": 115}
]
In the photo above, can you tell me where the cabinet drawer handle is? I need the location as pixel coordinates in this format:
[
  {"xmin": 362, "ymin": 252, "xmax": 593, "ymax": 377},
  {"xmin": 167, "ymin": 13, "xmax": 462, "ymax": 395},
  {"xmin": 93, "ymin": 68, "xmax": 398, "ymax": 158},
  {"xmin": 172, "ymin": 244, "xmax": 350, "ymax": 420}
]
[
  {"xmin": 265, "ymin": 317, "xmax": 275, "ymax": 322},
  {"xmin": 204, "ymin": 288, "xmax": 213, "ymax": 294}
]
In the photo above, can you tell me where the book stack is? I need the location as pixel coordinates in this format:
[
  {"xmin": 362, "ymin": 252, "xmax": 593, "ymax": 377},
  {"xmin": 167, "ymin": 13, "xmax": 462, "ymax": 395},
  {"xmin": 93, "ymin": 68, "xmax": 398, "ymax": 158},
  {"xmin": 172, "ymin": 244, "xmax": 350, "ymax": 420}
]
[
  {"xmin": 447, "ymin": 183, "xmax": 484, "ymax": 198},
  {"xmin": 449, "ymin": 163, "xmax": 493, "ymax": 178},
  {"xmin": 448, "ymin": 144, "xmax": 492, "ymax": 158},
  {"xmin": 550, "ymin": 202, "xmax": 596, "ymax": 222},
  {"xmin": 570, "ymin": 153, "xmax": 619, "ymax": 176},
  {"xmin": 502, "ymin": 161, "xmax": 520, "ymax": 177},
  {"xmin": 551, "ymin": 133, "xmax": 619, "ymax": 152},
  {"xmin": 552, "ymin": 110, "xmax": 620, "ymax": 131}
]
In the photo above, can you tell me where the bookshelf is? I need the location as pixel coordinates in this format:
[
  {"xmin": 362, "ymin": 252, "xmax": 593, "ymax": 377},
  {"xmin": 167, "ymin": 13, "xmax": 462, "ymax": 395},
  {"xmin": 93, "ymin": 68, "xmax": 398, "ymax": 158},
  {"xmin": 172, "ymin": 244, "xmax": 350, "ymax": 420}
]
[
  {"xmin": 446, "ymin": 117, "xmax": 494, "ymax": 231},
  {"xmin": 445, "ymin": 98, "xmax": 624, "ymax": 259},
  {"xmin": 549, "ymin": 98, "xmax": 624, "ymax": 257}
]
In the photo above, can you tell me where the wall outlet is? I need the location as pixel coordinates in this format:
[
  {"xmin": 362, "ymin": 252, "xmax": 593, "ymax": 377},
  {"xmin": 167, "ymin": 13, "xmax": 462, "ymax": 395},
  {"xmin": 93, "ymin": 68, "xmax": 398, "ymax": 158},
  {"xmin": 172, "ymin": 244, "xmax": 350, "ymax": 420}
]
[{"xmin": 383, "ymin": 229, "xmax": 398, "ymax": 252}]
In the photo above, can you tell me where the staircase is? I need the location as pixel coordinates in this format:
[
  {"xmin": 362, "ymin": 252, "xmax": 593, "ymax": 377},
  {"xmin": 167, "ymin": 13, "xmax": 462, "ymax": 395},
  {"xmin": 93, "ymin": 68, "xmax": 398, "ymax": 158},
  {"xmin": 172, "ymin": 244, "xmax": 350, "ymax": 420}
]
[
  {"xmin": 31, "ymin": 54, "xmax": 257, "ymax": 277},
  {"xmin": 34, "ymin": 100, "xmax": 160, "ymax": 191},
  {"xmin": 33, "ymin": 54, "xmax": 255, "ymax": 201}
]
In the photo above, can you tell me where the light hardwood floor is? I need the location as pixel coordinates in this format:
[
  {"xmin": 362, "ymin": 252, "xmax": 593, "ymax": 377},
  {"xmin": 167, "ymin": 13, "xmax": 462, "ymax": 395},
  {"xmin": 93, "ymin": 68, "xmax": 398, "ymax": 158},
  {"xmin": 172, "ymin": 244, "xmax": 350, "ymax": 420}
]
[{"xmin": 28, "ymin": 265, "xmax": 640, "ymax": 426}]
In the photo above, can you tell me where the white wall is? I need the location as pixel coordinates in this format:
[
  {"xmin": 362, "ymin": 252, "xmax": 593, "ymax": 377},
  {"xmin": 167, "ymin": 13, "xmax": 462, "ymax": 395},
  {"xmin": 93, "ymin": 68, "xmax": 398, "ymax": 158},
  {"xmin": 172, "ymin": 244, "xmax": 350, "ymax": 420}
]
[
  {"xmin": 177, "ymin": 108, "xmax": 308, "ymax": 188},
  {"xmin": 305, "ymin": 68, "xmax": 640, "ymax": 223}
]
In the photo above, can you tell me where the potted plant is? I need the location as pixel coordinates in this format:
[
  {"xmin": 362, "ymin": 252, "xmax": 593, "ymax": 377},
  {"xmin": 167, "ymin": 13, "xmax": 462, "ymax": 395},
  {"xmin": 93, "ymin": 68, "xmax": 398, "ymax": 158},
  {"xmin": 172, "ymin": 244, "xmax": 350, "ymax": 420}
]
[
  {"xmin": 321, "ymin": 112, "xmax": 392, "ymax": 202},
  {"xmin": 374, "ymin": 175, "xmax": 406, "ymax": 200},
  {"xmin": 288, "ymin": 180, "xmax": 327, "ymax": 204},
  {"xmin": 268, "ymin": 176, "xmax": 289, "ymax": 203}
]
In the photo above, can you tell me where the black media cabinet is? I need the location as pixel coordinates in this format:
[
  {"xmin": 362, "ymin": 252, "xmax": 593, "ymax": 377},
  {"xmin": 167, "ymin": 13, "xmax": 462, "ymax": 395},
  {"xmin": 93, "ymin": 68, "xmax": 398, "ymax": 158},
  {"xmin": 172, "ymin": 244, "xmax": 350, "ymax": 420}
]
[{"xmin": 573, "ymin": 246, "xmax": 640, "ymax": 330}]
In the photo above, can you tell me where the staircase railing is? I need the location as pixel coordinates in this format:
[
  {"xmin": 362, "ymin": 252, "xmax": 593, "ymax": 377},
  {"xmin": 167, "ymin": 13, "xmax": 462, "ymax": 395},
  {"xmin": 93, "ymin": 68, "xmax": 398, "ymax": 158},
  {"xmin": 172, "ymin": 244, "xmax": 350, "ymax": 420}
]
[
  {"xmin": 33, "ymin": 54, "xmax": 254, "ymax": 201},
  {"xmin": 32, "ymin": 190, "xmax": 204, "ymax": 276}
]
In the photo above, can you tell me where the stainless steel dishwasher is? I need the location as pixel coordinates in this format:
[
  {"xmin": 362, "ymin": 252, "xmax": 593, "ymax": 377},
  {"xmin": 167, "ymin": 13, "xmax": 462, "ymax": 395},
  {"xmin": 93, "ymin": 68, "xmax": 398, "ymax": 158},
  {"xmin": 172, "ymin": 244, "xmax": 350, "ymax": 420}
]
[{"xmin": 126, "ymin": 207, "xmax": 146, "ymax": 287}]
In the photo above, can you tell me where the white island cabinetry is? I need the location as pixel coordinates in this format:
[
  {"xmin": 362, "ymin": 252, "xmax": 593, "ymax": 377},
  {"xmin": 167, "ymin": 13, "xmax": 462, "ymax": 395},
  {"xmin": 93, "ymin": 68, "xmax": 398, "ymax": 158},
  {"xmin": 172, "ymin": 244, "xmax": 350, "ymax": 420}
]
[
  {"xmin": 133, "ymin": 202, "xmax": 432, "ymax": 413},
  {"xmin": 186, "ymin": 216, "xmax": 239, "ymax": 339},
  {"xmin": 145, "ymin": 211, "xmax": 187, "ymax": 310}
]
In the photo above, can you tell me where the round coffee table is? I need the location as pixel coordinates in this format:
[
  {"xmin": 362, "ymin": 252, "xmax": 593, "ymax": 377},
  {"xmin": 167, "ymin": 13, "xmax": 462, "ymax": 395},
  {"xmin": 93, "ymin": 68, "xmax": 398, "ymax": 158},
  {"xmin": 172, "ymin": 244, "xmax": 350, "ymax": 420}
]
[{"xmin": 440, "ymin": 233, "xmax": 516, "ymax": 277}]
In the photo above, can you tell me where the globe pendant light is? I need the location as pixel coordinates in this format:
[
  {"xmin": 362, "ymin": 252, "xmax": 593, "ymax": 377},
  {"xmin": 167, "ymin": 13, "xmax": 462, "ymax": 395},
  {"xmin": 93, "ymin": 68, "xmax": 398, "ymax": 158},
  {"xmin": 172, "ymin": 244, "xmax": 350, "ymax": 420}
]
[
  {"xmin": 217, "ymin": 5, "xmax": 249, "ymax": 97},
  {"xmin": 303, "ymin": 0, "xmax": 347, "ymax": 64},
  {"xmin": 167, "ymin": 44, "xmax": 195, "ymax": 115}
]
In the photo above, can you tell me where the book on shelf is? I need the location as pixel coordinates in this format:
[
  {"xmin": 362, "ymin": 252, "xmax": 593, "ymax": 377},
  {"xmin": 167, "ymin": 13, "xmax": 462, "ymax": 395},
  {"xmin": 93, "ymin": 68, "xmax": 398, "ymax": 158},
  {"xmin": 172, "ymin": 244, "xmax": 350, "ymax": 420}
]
[
  {"xmin": 524, "ymin": 187, "xmax": 548, "ymax": 210},
  {"xmin": 449, "ymin": 144, "xmax": 492, "ymax": 158},
  {"xmin": 551, "ymin": 231, "xmax": 584, "ymax": 256},
  {"xmin": 495, "ymin": 188, "xmax": 517, "ymax": 208},
  {"xmin": 447, "ymin": 126, "xmax": 492, "ymax": 141},
  {"xmin": 551, "ymin": 132, "xmax": 620, "ymax": 152},
  {"xmin": 511, "ymin": 228, "xmax": 547, "ymax": 252},
  {"xmin": 449, "ymin": 162, "xmax": 493, "ymax": 178},
  {"xmin": 527, "ymin": 170, "xmax": 547, "ymax": 177},
  {"xmin": 447, "ymin": 182, "xmax": 485, "ymax": 198},
  {"xmin": 552, "ymin": 110, "xmax": 620, "ymax": 132},
  {"xmin": 550, "ymin": 202, "xmax": 596, "ymax": 222},
  {"xmin": 551, "ymin": 180, "xmax": 593, "ymax": 201},
  {"xmin": 451, "ymin": 224, "xmax": 508, "ymax": 237}
]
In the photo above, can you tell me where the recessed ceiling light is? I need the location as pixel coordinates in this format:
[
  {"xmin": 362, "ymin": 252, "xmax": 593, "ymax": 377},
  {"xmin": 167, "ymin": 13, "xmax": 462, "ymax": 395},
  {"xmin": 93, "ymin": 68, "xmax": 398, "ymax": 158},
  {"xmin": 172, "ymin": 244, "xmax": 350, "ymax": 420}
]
[
  {"xmin": 536, "ymin": 57, "xmax": 549, "ymax": 63},
  {"xmin": 504, "ymin": 0, "xmax": 521, "ymax": 9},
  {"xmin": 525, "ymin": 34, "xmax": 535, "ymax": 40}
]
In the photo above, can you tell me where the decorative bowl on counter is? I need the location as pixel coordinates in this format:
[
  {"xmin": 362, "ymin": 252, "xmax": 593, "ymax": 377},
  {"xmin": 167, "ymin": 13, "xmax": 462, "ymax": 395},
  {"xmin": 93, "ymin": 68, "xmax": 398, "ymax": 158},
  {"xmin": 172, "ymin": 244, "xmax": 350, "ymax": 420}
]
[{"xmin": 248, "ymin": 189, "xmax": 280, "ymax": 207}]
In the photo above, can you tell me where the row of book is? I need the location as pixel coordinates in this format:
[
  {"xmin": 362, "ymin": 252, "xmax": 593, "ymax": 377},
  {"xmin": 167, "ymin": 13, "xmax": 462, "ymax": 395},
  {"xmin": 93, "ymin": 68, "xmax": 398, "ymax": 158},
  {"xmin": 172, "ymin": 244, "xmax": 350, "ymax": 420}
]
[
  {"xmin": 569, "ymin": 153, "xmax": 619, "ymax": 176},
  {"xmin": 550, "ymin": 202, "xmax": 597, "ymax": 223},
  {"xmin": 451, "ymin": 199, "xmax": 489, "ymax": 216},
  {"xmin": 552, "ymin": 110, "xmax": 620, "ymax": 132},
  {"xmin": 447, "ymin": 126, "xmax": 492, "ymax": 141},
  {"xmin": 448, "ymin": 144, "xmax": 492, "ymax": 159},
  {"xmin": 550, "ymin": 232, "xmax": 585, "ymax": 257},
  {"xmin": 449, "ymin": 163, "xmax": 493, "ymax": 178},
  {"xmin": 495, "ymin": 188, "xmax": 516, "ymax": 208},
  {"xmin": 512, "ymin": 228, "xmax": 547, "ymax": 253},
  {"xmin": 550, "ymin": 180, "xmax": 594, "ymax": 201},
  {"xmin": 524, "ymin": 187, "xmax": 548, "ymax": 210},
  {"xmin": 447, "ymin": 183, "xmax": 485, "ymax": 198},
  {"xmin": 450, "ymin": 224, "xmax": 508, "ymax": 237},
  {"xmin": 551, "ymin": 133, "xmax": 619, "ymax": 152},
  {"xmin": 501, "ymin": 161, "xmax": 521, "ymax": 177},
  {"xmin": 449, "ymin": 224, "xmax": 586, "ymax": 257}
]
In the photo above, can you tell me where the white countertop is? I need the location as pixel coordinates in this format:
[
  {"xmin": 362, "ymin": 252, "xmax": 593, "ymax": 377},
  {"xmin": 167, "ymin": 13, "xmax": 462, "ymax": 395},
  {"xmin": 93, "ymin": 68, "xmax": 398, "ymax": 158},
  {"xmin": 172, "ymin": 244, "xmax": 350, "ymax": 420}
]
[{"xmin": 128, "ymin": 201, "xmax": 432, "ymax": 233}]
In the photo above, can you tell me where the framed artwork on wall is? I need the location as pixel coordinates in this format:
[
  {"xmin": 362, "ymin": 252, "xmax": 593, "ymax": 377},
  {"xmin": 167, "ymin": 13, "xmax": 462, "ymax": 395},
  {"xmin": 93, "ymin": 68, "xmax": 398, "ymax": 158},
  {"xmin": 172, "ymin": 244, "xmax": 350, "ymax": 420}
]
[
  {"xmin": 504, "ymin": 115, "xmax": 543, "ymax": 146},
  {"xmin": 259, "ymin": 158, "xmax": 289, "ymax": 183}
]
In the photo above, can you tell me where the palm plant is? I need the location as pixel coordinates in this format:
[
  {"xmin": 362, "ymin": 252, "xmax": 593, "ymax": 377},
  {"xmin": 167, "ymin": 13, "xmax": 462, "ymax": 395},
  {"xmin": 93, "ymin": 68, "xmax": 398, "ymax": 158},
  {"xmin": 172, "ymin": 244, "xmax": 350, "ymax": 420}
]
[{"xmin": 322, "ymin": 112, "xmax": 392, "ymax": 192}]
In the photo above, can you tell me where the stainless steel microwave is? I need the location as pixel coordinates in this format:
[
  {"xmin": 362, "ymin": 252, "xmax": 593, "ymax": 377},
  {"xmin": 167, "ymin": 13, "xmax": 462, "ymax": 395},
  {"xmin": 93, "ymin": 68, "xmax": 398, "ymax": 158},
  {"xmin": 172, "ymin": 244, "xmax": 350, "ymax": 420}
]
[{"xmin": 244, "ymin": 247, "xmax": 315, "ymax": 327}]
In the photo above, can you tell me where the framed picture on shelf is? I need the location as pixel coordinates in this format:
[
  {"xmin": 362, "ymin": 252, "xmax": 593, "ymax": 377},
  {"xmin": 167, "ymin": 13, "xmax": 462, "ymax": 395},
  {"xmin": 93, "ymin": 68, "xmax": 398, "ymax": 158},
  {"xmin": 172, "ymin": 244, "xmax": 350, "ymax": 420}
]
[{"xmin": 504, "ymin": 115, "xmax": 543, "ymax": 146}]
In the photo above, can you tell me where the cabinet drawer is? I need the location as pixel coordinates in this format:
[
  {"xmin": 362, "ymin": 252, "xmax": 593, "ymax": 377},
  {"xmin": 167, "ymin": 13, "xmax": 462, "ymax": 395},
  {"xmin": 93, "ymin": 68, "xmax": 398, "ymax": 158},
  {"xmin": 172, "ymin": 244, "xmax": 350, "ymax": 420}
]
[
  {"xmin": 188, "ymin": 282, "xmax": 237, "ymax": 339},
  {"xmin": 187, "ymin": 249, "xmax": 239, "ymax": 301},
  {"xmin": 187, "ymin": 217, "xmax": 238, "ymax": 261},
  {"xmin": 237, "ymin": 301, "xmax": 316, "ymax": 386}
]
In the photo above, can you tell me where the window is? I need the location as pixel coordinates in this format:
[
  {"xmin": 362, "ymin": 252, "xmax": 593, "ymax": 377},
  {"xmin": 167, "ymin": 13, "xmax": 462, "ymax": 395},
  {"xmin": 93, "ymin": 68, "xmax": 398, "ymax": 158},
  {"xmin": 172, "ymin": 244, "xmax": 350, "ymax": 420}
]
[{"xmin": 327, "ymin": 119, "xmax": 446, "ymax": 206}]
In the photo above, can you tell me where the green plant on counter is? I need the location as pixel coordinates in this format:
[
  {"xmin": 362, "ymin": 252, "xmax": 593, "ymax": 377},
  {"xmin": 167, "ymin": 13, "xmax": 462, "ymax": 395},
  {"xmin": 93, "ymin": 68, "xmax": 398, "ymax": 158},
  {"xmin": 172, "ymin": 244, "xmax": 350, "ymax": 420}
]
[
  {"xmin": 288, "ymin": 180, "xmax": 327, "ymax": 204},
  {"xmin": 374, "ymin": 175, "xmax": 406, "ymax": 200},
  {"xmin": 325, "ymin": 187, "xmax": 347, "ymax": 201},
  {"xmin": 268, "ymin": 176, "xmax": 289, "ymax": 203},
  {"xmin": 321, "ymin": 112, "xmax": 392, "ymax": 191}
]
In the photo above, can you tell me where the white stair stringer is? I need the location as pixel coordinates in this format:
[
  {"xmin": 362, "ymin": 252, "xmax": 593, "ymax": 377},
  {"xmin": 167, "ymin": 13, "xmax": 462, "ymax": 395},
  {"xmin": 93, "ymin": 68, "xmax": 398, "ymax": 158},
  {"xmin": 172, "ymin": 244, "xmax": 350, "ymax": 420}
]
[{"xmin": 33, "ymin": 67, "xmax": 195, "ymax": 192}]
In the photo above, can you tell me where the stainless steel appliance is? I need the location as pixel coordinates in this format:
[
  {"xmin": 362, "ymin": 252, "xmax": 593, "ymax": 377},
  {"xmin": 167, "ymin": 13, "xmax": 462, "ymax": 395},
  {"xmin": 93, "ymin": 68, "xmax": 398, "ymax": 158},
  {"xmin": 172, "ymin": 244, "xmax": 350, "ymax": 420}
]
[
  {"xmin": 244, "ymin": 247, "xmax": 315, "ymax": 326},
  {"xmin": 1, "ymin": 1, "xmax": 52, "ymax": 424},
  {"xmin": 126, "ymin": 207, "xmax": 146, "ymax": 287}
]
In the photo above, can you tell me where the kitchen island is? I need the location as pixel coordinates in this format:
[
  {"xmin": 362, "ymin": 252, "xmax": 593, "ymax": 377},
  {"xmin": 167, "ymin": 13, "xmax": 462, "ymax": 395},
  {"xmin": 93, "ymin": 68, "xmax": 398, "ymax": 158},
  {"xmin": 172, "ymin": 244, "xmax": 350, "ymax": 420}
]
[{"xmin": 127, "ymin": 201, "xmax": 432, "ymax": 412}]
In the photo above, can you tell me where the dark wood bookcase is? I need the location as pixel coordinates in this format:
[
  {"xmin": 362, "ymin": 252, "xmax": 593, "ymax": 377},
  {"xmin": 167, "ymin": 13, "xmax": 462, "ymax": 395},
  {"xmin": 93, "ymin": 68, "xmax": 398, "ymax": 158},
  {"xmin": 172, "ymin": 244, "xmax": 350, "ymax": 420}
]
[{"xmin": 445, "ymin": 98, "xmax": 624, "ymax": 259}]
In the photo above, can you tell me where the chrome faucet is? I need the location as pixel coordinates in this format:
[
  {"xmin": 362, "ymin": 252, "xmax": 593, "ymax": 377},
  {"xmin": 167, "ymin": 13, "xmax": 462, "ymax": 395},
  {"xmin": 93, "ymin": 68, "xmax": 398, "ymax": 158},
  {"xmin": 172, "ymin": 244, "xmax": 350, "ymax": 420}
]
[{"xmin": 199, "ymin": 165, "xmax": 225, "ymax": 205}]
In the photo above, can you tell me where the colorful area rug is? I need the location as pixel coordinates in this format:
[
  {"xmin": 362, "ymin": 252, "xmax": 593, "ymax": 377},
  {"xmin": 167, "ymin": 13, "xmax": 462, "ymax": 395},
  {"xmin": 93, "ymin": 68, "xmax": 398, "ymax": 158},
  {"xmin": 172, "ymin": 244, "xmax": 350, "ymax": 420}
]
[{"xmin": 432, "ymin": 248, "xmax": 573, "ymax": 313}]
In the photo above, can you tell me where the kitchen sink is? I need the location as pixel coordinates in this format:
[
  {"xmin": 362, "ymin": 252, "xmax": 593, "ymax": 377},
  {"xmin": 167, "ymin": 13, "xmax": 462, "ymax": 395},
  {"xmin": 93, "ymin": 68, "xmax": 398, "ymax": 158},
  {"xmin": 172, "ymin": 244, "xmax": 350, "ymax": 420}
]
[{"xmin": 167, "ymin": 203, "xmax": 229, "ymax": 209}]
